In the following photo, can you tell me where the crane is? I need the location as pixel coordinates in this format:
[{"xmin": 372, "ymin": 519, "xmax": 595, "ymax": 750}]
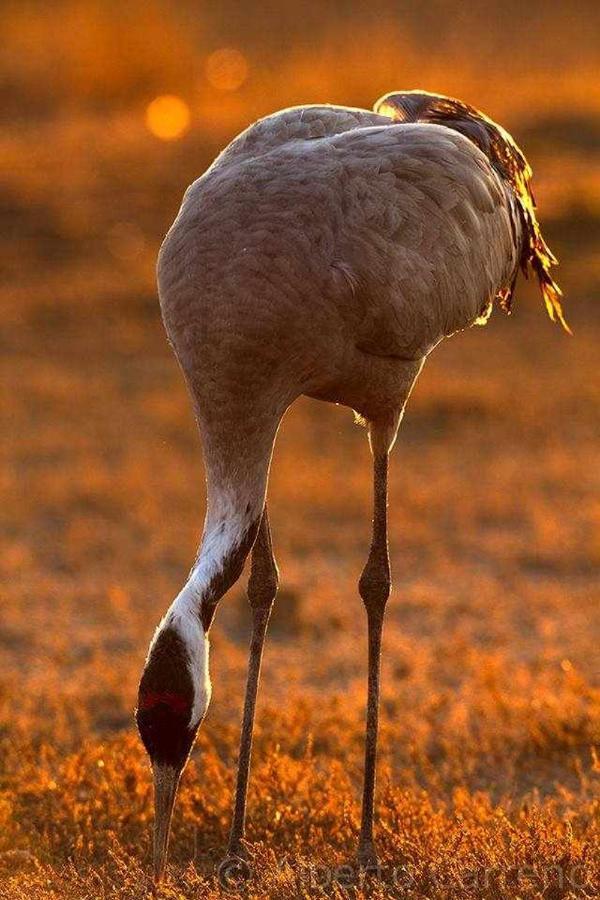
[{"xmin": 135, "ymin": 90, "xmax": 566, "ymax": 882}]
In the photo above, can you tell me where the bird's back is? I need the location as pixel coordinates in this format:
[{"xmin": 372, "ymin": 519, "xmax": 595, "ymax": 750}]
[{"xmin": 158, "ymin": 103, "xmax": 521, "ymax": 394}]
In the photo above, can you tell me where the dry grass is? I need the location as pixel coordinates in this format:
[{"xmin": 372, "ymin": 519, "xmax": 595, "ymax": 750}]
[
  {"xmin": 1, "ymin": 3, "xmax": 599, "ymax": 896},
  {"xmin": 2, "ymin": 231, "xmax": 599, "ymax": 896}
]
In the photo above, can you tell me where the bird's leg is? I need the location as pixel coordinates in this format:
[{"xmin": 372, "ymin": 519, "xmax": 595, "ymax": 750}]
[
  {"xmin": 358, "ymin": 445, "xmax": 391, "ymax": 870},
  {"xmin": 224, "ymin": 508, "xmax": 278, "ymax": 863}
]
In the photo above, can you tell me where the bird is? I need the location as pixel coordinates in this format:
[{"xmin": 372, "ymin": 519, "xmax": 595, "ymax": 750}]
[{"xmin": 135, "ymin": 89, "xmax": 566, "ymax": 882}]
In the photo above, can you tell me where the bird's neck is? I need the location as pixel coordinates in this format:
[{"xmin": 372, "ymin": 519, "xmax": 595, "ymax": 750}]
[
  {"xmin": 150, "ymin": 511, "xmax": 258, "ymax": 727},
  {"xmin": 171, "ymin": 501, "xmax": 260, "ymax": 633}
]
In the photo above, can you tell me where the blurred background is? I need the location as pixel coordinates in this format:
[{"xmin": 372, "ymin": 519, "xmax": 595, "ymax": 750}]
[
  {"xmin": 2, "ymin": 0, "xmax": 599, "ymax": 300},
  {"xmin": 1, "ymin": 2, "xmax": 599, "ymax": 896}
]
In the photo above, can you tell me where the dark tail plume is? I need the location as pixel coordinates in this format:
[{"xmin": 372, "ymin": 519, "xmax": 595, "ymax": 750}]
[{"xmin": 375, "ymin": 90, "xmax": 569, "ymax": 333}]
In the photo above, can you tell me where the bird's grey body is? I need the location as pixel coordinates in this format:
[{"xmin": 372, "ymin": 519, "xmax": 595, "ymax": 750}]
[
  {"xmin": 160, "ymin": 105, "xmax": 518, "ymax": 421},
  {"xmin": 136, "ymin": 93, "xmax": 563, "ymax": 881}
]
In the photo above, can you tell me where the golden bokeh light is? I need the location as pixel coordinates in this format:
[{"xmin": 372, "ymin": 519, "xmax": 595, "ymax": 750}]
[
  {"xmin": 205, "ymin": 48, "xmax": 248, "ymax": 92},
  {"xmin": 145, "ymin": 94, "xmax": 190, "ymax": 140}
]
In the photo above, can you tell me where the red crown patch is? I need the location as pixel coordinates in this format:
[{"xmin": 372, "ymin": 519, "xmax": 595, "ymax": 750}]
[{"xmin": 138, "ymin": 690, "xmax": 189, "ymax": 715}]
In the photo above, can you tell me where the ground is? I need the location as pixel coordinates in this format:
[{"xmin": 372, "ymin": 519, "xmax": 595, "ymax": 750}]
[{"xmin": 1, "ymin": 110, "xmax": 599, "ymax": 898}]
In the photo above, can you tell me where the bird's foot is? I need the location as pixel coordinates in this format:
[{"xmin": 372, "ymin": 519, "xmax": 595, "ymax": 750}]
[
  {"xmin": 357, "ymin": 841, "xmax": 381, "ymax": 876},
  {"xmin": 218, "ymin": 844, "xmax": 252, "ymax": 888}
]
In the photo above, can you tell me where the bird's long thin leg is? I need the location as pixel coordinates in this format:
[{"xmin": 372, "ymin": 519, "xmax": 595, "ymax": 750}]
[
  {"xmin": 225, "ymin": 508, "xmax": 278, "ymax": 861},
  {"xmin": 358, "ymin": 447, "xmax": 391, "ymax": 869}
]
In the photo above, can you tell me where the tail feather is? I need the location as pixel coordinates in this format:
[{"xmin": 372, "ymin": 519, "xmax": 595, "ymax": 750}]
[{"xmin": 374, "ymin": 90, "xmax": 570, "ymax": 333}]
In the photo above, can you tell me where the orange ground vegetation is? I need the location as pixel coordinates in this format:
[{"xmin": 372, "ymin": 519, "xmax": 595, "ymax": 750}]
[
  {"xmin": 1, "ymin": 3, "xmax": 599, "ymax": 896},
  {"xmin": 2, "ymin": 214, "xmax": 599, "ymax": 896}
]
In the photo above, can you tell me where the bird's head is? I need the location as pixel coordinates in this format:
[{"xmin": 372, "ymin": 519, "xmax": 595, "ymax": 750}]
[{"xmin": 135, "ymin": 612, "xmax": 211, "ymax": 881}]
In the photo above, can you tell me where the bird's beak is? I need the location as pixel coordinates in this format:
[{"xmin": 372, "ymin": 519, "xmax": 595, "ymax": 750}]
[{"xmin": 152, "ymin": 763, "xmax": 180, "ymax": 882}]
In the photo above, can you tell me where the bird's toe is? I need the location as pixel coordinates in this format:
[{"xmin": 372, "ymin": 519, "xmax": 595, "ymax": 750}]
[{"xmin": 218, "ymin": 851, "xmax": 252, "ymax": 888}]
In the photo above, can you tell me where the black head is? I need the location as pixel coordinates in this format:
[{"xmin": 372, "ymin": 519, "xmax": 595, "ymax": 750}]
[
  {"xmin": 136, "ymin": 624, "xmax": 207, "ymax": 881},
  {"xmin": 136, "ymin": 626, "xmax": 198, "ymax": 770}
]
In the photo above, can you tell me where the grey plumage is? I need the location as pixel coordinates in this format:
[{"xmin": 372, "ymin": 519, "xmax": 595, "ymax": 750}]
[{"xmin": 158, "ymin": 100, "xmax": 521, "ymax": 520}]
